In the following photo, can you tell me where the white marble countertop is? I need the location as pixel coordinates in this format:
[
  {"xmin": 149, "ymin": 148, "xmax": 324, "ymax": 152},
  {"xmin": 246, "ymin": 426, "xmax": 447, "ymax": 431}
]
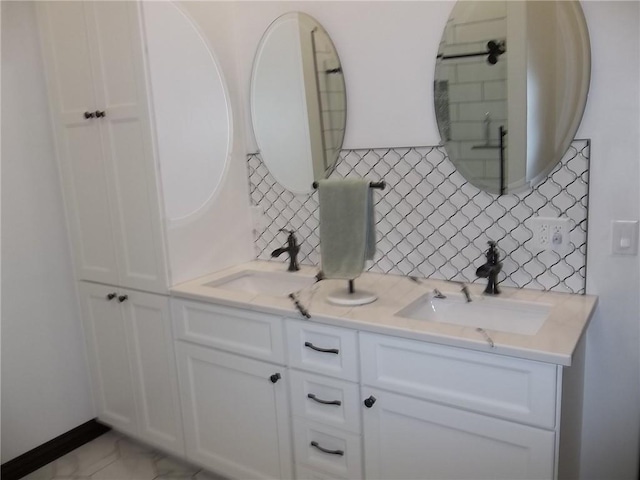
[{"xmin": 170, "ymin": 260, "xmax": 597, "ymax": 366}]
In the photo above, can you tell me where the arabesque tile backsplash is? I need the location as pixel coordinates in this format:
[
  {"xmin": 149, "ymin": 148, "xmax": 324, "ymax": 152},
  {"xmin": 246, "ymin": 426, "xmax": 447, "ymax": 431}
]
[{"xmin": 248, "ymin": 140, "xmax": 589, "ymax": 294}]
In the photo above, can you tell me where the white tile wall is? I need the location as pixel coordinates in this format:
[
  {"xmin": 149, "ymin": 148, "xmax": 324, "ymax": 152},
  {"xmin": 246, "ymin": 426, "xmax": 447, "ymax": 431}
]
[{"xmin": 249, "ymin": 140, "xmax": 590, "ymax": 294}]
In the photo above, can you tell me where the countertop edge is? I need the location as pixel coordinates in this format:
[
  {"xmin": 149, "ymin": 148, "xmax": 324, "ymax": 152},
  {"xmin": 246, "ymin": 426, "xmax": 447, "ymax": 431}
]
[{"xmin": 170, "ymin": 261, "xmax": 597, "ymax": 367}]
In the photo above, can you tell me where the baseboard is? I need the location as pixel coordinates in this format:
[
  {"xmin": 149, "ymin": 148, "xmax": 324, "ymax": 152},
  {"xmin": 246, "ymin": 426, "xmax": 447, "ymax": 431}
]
[{"xmin": 1, "ymin": 419, "xmax": 111, "ymax": 480}]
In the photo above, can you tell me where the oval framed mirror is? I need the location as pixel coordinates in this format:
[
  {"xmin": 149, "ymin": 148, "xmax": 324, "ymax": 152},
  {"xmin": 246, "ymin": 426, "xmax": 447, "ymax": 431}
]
[
  {"xmin": 434, "ymin": 0, "xmax": 590, "ymax": 195},
  {"xmin": 251, "ymin": 12, "xmax": 347, "ymax": 194}
]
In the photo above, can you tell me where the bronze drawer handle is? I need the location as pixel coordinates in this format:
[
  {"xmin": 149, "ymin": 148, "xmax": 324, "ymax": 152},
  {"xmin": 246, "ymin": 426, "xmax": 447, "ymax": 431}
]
[
  {"xmin": 307, "ymin": 393, "xmax": 341, "ymax": 406},
  {"xmin": 304, "ymin": 342, "xmax": 339, "ymax": 354},
  {"xmin": 310, "ymin": 441, "xmax": 344, "ymax": 456}
]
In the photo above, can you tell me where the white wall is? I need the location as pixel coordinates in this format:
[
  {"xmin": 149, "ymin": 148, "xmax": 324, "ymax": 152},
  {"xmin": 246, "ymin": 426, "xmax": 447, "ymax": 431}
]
[
  {"xmin": 141, "ymin": 2, "xmax": 255, "ymax": 285},
  {"xmin": 577, "ymin": 2, "xmax": 640, "ymax": 479},
  {"xmin": 219, "ymin": 1, "xmax": 451, "ymax": 151},
  {"xmin": 1, "ymin": 1, "xmax": 94, "ymax": 462},
  {"xmin": 181, "ymin": 1, "xmax": 639, "ymax": 478}
]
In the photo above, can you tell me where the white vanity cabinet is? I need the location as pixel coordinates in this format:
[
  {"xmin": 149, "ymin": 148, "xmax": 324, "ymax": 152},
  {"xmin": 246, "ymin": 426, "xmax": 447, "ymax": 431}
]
[
  {"xmin": 172, "ymin": 300, "xmax": 293, "ymax": 480},
  {"xmin": 164, "ymin": 290, "xmax": 585, "ymax": 480},
  {"xmin": 37, "ymin": 1, "xmax": 167, "ymax": 294},
  {"xmin": 78, "ymin": 282, "xmax": 184, "ymax": 455},
  {"xmin": 359, "ymin": 332, "xmax": 560, "ymax": 480}
]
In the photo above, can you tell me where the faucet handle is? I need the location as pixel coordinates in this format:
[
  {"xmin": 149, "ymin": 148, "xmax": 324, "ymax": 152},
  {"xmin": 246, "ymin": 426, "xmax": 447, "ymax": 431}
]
[
  {"xmin": 486, "ymin": 240, "xmax": 499, "ymax": 263},
  {"xmin": 280, "ymin": 228, "xmax": 298, "ymax": 246}
]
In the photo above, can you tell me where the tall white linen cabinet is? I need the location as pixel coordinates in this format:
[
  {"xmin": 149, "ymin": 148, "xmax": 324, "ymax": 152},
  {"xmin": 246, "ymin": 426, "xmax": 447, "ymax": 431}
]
[{"xmin": 37, "ymin": 1, "xmax": 184, "ymax": 456}]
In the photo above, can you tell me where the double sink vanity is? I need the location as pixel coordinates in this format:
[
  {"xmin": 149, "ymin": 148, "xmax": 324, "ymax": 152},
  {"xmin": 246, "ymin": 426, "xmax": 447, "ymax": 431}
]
[
  {"xmin": 34, "ymin": 0, "xmax": 597, "ymax": 478},
  {"xmin": 169, "ymin": 260, "xmax": 596, "ymax": 480}
]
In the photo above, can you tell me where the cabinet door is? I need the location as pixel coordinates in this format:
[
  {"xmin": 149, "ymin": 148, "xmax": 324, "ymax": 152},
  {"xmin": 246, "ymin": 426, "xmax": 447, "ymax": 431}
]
[
  {"xmin": 362, "ymin": 388, "xmax": 555, "ymax": 480},
  {"xmin": 38, "ymin": 2, "xmax": 168, "ymax": 293},
  {"xmin": 176, "ymin": 342, "xmax": 293, "ymax": 480},
  {"xmin": 79, "ymin": 282, "xmax": 137, "ymax": 435},
  {"xmin": 88, "ymin": 1, "xmax": 168, "ymax": 293},
  {"xmin": 122, "ymin": 290, "xmax": 184, "ymax": 456},
  {"xmin": 37, "ymin": 2, "xmax": 119, "ymax": 286}
]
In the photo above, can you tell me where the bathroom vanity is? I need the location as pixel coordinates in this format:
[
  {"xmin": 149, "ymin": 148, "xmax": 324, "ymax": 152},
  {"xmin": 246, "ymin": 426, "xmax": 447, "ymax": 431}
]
[
  {"xmin": 33, "ymin": 1, "xmax": 597, "ymax": 478},
  {"xmin": 170, "ymin": 260, "xmax": 596, "ymax": 480}
]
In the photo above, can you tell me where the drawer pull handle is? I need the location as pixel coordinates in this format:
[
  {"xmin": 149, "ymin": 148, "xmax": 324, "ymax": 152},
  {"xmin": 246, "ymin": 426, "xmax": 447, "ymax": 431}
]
[
  {"xmin": 106, "ymin": 292, "xmax": 117, "ymax": 301},
  {"xmin": 304, "ymin": 342, "xmax": 339, "ymax": 354},
  {"xmin": 307, "ymin": 393, "xmax": 342, "ymax": 406},
  {"xmin": 84, "ymin": 111, "xmax": 95, "ymax": 119},
  {"xmin": 310, "ymin": 441, "xmax": 344, "ymax": 456},
  {"xmin": 270, "ymin": 373, "xmax": 281, "ymax": 383},
  {"xmin": 363, "ymin": 395, "xmax": 377, "ymax": 408},
  {"xmin": 118, "ymin": 295, "xmax": 128, "ymax": 303}
]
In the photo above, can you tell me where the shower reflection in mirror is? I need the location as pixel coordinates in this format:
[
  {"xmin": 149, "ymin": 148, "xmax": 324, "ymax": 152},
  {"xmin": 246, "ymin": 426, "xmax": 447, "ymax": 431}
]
[
  {"xmin": 251, "ymin": 13, "xmax": 346, "ymax": 194},
  {"xmin": 434, "ymin": 0, "xmax": 590, "ymax": 195}
]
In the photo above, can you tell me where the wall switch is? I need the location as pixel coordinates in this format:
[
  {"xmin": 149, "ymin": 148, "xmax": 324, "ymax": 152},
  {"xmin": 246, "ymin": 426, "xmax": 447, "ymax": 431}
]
[
  {"xmin": 530, "ymin": 216, "xmax": 571, "ymax": 253},
  {"xmin": 611, "ymin": 220, "xmax": 639, "ymax": 255}
]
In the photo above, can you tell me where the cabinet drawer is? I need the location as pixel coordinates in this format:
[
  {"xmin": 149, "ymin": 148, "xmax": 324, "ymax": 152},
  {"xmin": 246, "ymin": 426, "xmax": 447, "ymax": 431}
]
[
  {"xmin": 360, "ymin": 332, "xmax": 558, "ymax": 429},
  {"xmin": 172, "ymin": 299, "xmax": 284, "ymax": 364},
  {"xmin": 286, "ymin": 320, "xmax": 358, "ymax": 381},
  {"xmin": 290, "ymin": 370, "xmax": 361, "ymax": 434},
  {"xmin": 293, "ymin": 419, "xmax": 363, "ymax": 480},
  {"xmin": 295, "ymin": 464, "xmax": 350, "ymax": 480}
]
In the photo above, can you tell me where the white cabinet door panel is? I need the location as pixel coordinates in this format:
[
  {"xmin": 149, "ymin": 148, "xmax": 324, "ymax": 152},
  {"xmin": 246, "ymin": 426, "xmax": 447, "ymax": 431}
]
[
  {"xmin": 106, "ymin": 115, "xmax": 166, "ymax": 293},
  {"xmin": 176, "ymin": 342, "xmax": 293, "ymax": 480},
  {"xmin": 89, "ymin": 1, "xmax": 167, "ymax": 293},
  {"xmin": 124, "ymin": 291, "xmax": 184, "ymax": 456},
  {"xmin": 38, "ymin": 2, "xmax": 119, "ymax": 286},
  {"xmin": 60, "ymin": 121, "xmax": 119, "ymax": 285},
  {"xmin": 89, "ymin": 2, "xmax": 140, "ymax": 108},
  {"xmin": 38, "ymin": 2, "xmax": 96, "ymax": 113},
  {"xmin": 79, "ymin": 282, "xmax": 137, "ymax": 435},
  {"xmin": 362, "ymin": 388, "xmax": 555, "ymax": 480}
]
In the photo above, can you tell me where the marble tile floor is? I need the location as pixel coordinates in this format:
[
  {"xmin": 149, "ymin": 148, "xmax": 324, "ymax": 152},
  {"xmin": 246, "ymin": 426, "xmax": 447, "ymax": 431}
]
[{"xmin": 21, "ymin": 432, "xmax": 226, "ymax": 480}]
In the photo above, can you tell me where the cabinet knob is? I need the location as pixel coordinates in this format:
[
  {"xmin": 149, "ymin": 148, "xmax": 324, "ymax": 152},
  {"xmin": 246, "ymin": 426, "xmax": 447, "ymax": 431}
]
[
  {"xmin": 269, "ymin": 373, "xmax": 281, "ymax": 383},
  {"xmin": 84, "ymin": 111, "xmax": 95, "ymax": 119},
  {"xmin": 363, "ymin": 395, "xmax": 377, "ymax": 408},
  {"xmin": 117, "ymin": 294, "xmax": 128, "ymax": 303},
  {"xmin": 95, "ymin": 110, "xmax": 106, "ymax": 118},
  {"xmin": 106, "ymin": 292, "xmax": 117, "ymax": 301}
]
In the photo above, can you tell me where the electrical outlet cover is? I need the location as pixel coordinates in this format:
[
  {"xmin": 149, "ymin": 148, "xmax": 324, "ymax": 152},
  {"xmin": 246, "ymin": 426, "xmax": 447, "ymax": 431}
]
[{"xmin": 530, "ymin": 217, "xmax": 570, "ymax": 253}]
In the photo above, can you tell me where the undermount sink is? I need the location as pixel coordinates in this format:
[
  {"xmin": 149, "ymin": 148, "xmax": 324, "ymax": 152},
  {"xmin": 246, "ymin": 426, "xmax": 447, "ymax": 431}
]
[
  {"xmin": 396, "ymin": 291, "xmax": 551, "ymax": 336},
  {"xmin": 204, "ymin": 270, "xmax": 317, "ymax": 297}
]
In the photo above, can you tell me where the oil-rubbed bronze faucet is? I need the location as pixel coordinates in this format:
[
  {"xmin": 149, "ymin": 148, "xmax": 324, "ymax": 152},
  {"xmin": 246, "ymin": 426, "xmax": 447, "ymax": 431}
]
[
  {"xmin": 271, "ymin": 228, "xmax": 300, "ymax": 271},
  {"xmin": 476, "ymin": 241, "xmax": 502, "ymax": 295}
]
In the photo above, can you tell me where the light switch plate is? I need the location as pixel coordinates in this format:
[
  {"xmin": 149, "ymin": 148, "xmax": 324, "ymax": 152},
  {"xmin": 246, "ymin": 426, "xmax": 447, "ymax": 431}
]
[{"xmin": 611, "ymin": 220, "xmax": 639, "ymax": 255}]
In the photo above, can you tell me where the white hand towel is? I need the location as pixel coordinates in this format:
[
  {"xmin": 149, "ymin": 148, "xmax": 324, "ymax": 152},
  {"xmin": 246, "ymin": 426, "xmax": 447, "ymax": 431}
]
[{"xmin": 318, "ymin": 178, "xmax": 376, "ymax": 279}]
